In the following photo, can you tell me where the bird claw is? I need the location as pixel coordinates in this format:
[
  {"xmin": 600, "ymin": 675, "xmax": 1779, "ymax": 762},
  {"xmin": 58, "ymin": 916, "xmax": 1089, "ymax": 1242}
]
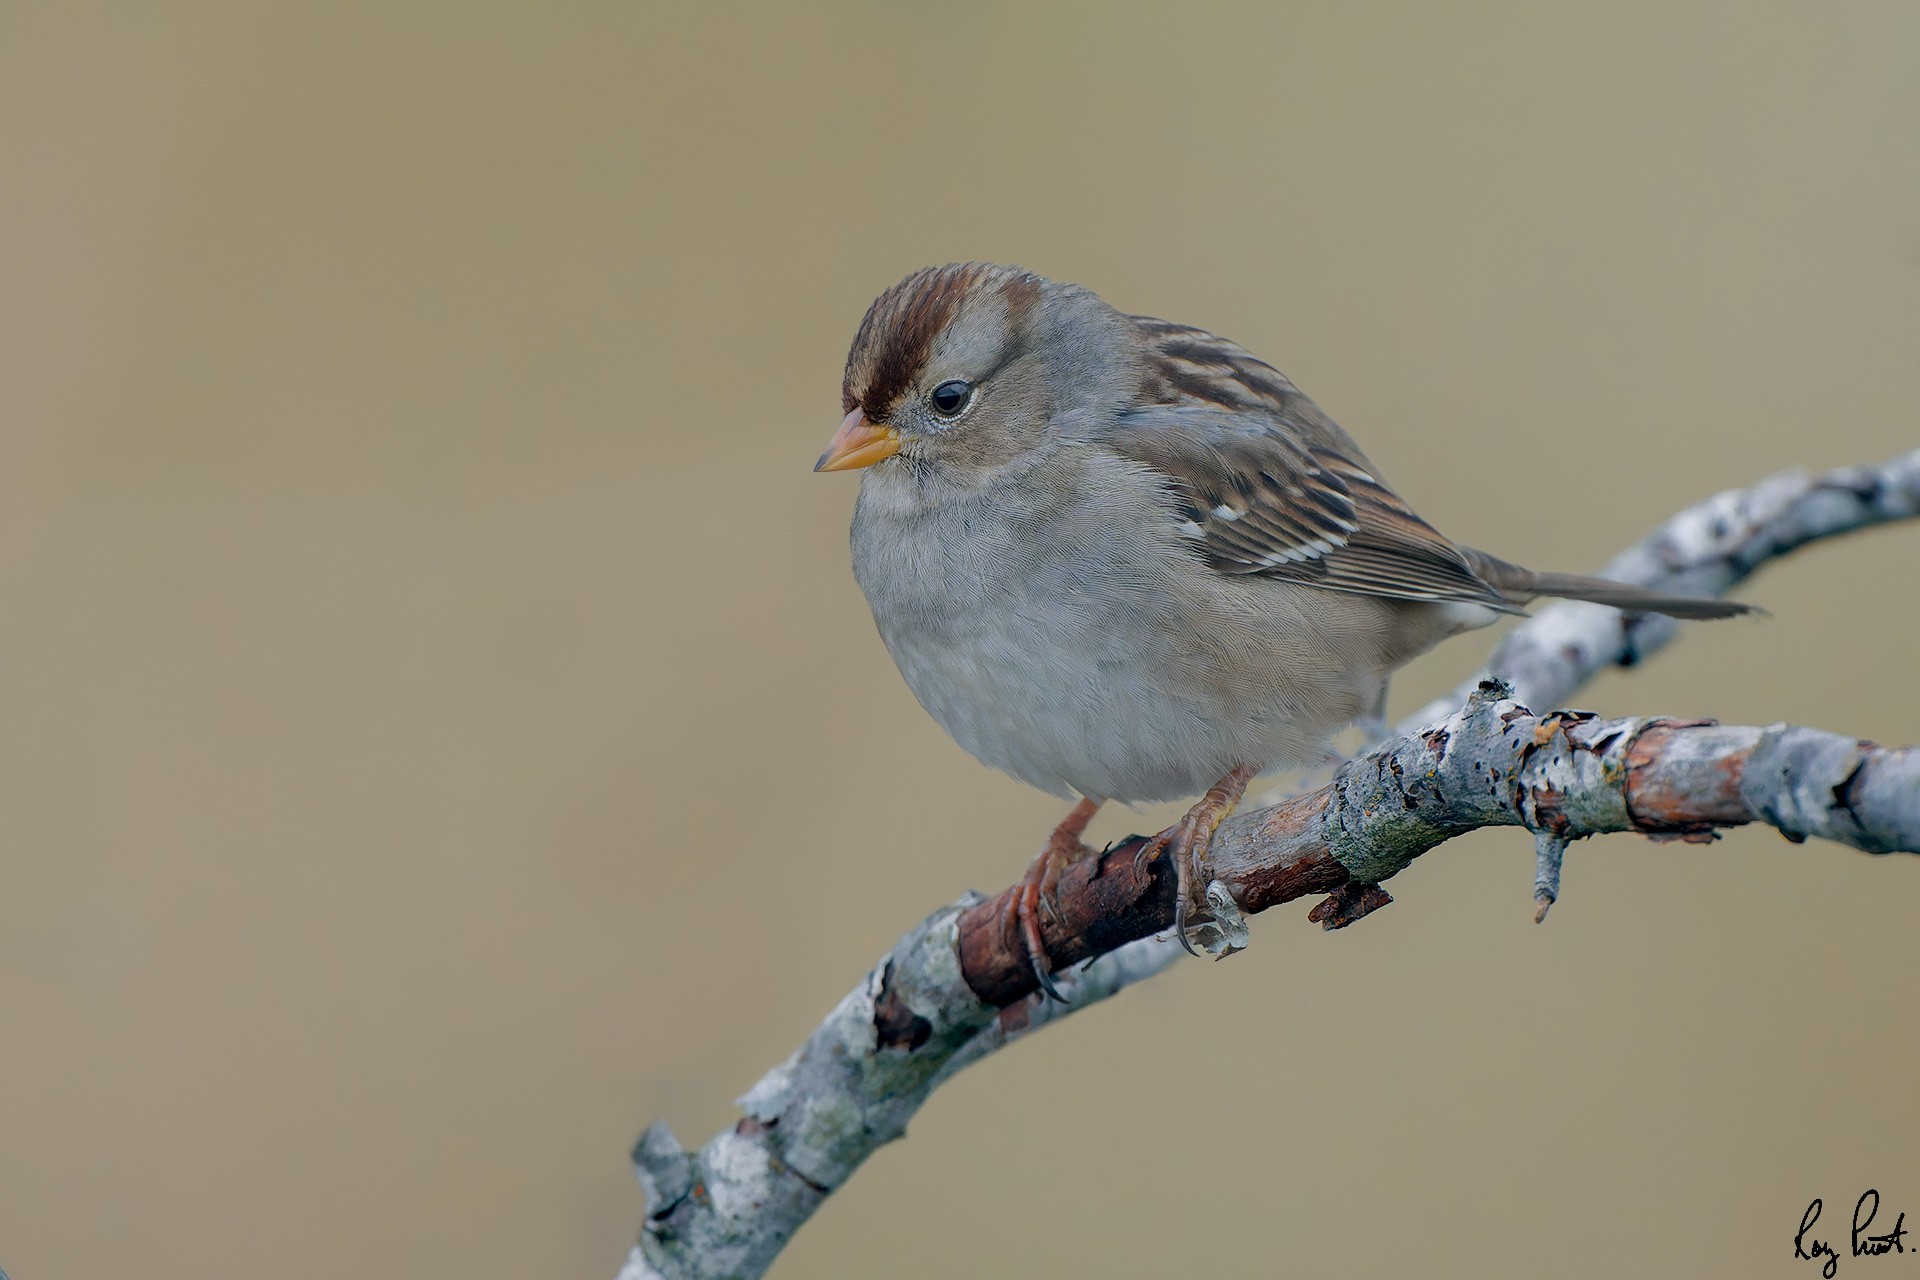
[
  {"xmin": 1172, "ymin": 892, "xmax": 1202, "ymax": 957},
  {"xmin": 1130, "ymin": 830, "xmax": 1195, "ymax": 949},
  {"xmin": 1039, "ymin": 881, "xmax": 1067, "ymax": 929},
  {"xmin": 1151, "ymin": 764, "xmax": 1259, "ymax": 957},
  {"xmin": 1012, "ymin": 861, "xmax": 1068, "ymax": 1001},
  {"xmin": 1027, "ymin": 948, "xmax": 1066, "ymax": 1002},
  {"xmin": 1006, "ymin": 797, "xmax": 1103, "ymax": 1002},
  {"xmin": 1191, "ymin": 881, "xmax": 1251, "ymax": 957},
  {"xmin": 1139, "ymin": 829, "xmax": 1208, "ymax": 954}
]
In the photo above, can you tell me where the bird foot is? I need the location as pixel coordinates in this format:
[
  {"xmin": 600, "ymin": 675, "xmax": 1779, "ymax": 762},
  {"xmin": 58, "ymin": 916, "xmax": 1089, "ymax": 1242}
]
[
  {"xmin": 1136, "ymin": 764, "xmax": 1258, "ymax": 956},
  {"xmin": 1000, "ymin": 796, "xmax": 1102, "ymax": 1001},
  {"xmin": 1183, "ymin": 879, "xmax": 1250, "ymax": 958}
]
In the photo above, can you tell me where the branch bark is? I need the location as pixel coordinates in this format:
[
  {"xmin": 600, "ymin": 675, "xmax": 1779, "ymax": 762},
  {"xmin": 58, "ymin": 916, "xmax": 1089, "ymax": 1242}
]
[
  {"xmin": 957, "ymin": 694, "xmax": 1918, "ymax": 1003},
  {"xmin": 619, "ymin": 448, "xmax": 1920, "ymax": 1280}
]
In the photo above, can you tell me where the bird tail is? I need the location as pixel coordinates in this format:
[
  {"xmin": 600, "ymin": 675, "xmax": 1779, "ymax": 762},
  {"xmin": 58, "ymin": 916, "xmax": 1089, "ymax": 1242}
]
[{"xmin": 1463, "ymin": 550, "xmax": 1759, "ymax": 621}]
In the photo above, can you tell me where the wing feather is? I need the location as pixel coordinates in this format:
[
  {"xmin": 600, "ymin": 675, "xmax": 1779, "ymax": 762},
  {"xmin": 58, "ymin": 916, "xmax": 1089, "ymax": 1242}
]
[{"xmin": 1110, "ymin": 320, "xmax": 1520, "ymax": 611}]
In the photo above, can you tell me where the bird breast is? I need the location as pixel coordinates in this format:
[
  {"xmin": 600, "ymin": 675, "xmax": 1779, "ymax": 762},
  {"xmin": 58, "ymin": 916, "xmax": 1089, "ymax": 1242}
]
[{"xmin": 848, "ymin": 447, "xmax": 1397, "ymax": 802}]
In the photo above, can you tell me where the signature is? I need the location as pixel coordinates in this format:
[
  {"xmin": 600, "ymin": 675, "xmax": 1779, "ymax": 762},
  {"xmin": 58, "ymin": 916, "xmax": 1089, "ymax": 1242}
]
[{"xmin": 1797, "ymin": 1191, "xmax": 1909, "ymax": 1276}]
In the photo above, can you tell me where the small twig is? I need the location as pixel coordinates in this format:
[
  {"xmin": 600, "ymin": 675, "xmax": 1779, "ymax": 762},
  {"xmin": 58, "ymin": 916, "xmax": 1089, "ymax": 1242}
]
[{"xmin": 1532, "ymin": 831, "xmax": 1567, "ymax": 923}]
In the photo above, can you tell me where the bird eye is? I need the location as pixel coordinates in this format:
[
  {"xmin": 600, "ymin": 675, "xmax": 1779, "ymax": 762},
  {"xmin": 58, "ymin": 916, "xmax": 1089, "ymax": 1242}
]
[{"xmin": 928, "ymin": 380, "xmax": 973, "ymax": 418}]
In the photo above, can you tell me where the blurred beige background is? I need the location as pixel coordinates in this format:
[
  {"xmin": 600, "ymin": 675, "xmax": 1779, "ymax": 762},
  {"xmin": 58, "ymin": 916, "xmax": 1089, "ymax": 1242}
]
[{"xmin": 2, "ymin": 3, "xmax": 1916, "ymax": 1277}]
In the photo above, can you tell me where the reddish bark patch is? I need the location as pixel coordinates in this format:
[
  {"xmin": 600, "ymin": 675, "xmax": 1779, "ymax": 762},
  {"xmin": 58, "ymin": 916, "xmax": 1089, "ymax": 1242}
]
[
  {"xmin": 1308, "ymin": 882, "xmax": 1394, "ymax": 930},
  {"xmin": 958, "ymin": 835, "xmax": 1176, "ymax": 1007},
  {"xmin": 1624, "ymin": 721, "xmax": 1752, "ymax": 830}
]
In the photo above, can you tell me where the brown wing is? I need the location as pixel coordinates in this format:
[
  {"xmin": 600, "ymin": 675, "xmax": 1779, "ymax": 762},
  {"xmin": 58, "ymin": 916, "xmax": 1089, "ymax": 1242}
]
[
  {"xmin": 1111, "ymin": 317, "xmax": 1521, "ymax": 611},
  {"xmin": 1127, "ymin": 316, "xmax": 1386, "ymax": 468}
]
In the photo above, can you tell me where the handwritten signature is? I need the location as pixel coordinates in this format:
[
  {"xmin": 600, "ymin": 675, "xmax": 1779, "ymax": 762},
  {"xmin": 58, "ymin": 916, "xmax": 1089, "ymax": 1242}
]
[{"xmin": 1796, "ymin": 1191, "xmax": 1909, "ymax": 1276}]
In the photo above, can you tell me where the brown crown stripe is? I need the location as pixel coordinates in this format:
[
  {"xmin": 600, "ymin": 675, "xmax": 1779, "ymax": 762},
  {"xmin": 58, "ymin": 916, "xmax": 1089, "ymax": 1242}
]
[{"xmin": 842, "ymin": 263, "xmax": 1042, "ymax": 421}]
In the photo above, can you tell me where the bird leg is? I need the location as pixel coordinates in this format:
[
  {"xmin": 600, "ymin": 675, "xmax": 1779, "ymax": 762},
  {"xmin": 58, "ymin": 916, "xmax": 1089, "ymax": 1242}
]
[
  {"xmin": 1000, "ymin": 796, "xmax": 1103, "ymax": 1001},
  {"xmin": 1137, "ymin": 764, "xmax": 1258, "ymax": 955}
]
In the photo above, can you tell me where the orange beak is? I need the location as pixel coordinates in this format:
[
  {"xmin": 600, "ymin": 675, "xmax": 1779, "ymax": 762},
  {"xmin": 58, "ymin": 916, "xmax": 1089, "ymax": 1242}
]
[{"xmin": 814, "ymin": 408, "xmax": 901, "ymax": 472}]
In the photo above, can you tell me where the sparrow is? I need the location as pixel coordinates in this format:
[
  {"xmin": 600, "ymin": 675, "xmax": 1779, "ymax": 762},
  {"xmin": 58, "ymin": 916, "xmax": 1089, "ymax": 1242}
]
[{"xmin": 815, "ymin": 263, "xmax": 1752, "ymax": 993}]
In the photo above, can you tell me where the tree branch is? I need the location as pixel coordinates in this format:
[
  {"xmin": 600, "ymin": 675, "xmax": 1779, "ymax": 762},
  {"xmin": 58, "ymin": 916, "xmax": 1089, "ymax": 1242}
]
[
  {"xmin": 957, "ymin": 693, "xmax": 1918, "ymax": 1002},
  {"xmin": 619, "ymin": 448, "xmax": 1919, "ymax": 1280}
]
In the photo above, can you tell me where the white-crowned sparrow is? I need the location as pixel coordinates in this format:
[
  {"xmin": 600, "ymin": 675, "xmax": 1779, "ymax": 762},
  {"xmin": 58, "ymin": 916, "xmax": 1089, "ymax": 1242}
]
[{"xmin": 816, "ymin": 262, "xmax": 1751, "ymax": 988}]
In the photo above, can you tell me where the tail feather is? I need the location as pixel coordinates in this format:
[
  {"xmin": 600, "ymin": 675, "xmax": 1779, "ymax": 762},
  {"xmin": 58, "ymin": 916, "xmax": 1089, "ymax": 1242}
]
[{"xmin": 1464, "ymin": 550, "xmax": 1759, "ymax": 621}]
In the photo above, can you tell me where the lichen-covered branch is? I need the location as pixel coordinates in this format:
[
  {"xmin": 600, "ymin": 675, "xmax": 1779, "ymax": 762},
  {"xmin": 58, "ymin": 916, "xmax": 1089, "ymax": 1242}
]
[
  {"xmin": 954, "ymin": 690, "xmax": 1920, "ymax": 1003},
  {"xmin": 619, "ymin": 895, "xmax": 1176, "ymax": 1280},
  {"xmin": 627, "ymin": 695, "xmax": 1917, "ymax": 1279},
  {"xmin": 618, "ymin": 450, "xmax": 1920, "ymax": 1280}
]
